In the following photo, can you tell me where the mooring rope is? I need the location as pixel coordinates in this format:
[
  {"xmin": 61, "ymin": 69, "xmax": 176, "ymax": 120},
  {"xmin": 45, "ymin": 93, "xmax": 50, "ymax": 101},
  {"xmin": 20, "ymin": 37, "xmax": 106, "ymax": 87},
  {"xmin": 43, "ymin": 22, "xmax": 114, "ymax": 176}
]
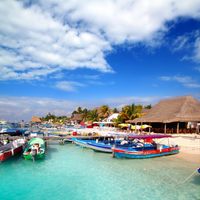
[
  {"xmin": 178, "ymin": 169, "xmax": 198, "ymax": 185},
  {"xmin": 161, "ymin": 168, "xmax": 199, "ymax": 186}
]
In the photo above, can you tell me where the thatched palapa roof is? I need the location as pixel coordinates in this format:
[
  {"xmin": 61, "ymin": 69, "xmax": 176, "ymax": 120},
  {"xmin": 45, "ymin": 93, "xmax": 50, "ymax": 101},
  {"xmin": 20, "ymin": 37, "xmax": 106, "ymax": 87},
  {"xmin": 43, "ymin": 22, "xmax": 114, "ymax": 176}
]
[
  {"xmin": 31, "ymin": 116, "xmax": 41, "ymax": 123},
  {"xmin": 71, "ymin": 114, "xmax": 83, "ymax": 121},
  {"xmin": 132, "ymin": 96, "xmax": 200, "ymax": 123}
]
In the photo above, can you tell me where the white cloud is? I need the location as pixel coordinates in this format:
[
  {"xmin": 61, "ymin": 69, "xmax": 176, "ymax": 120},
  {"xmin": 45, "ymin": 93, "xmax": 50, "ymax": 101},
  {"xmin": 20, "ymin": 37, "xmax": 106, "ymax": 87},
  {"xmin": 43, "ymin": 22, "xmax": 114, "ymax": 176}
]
[
  {"xmin": 160, "ymin": 75, "xmax": 200, "ymax": 88},
  {"xmin": 102, "ymin": 96, "xmax": 162, "ymax": 108},
  {"xmin": 1, "ymin": 0, "xmax": 200, "ymax": 81},
  {"xmin": 194, "ymin": 37, "xmax": 200, "ymax": 62},
  {"xmin": 172, "ymin": 35, "xmax": 190, "ymax": 52},
  {"xmin": 55, "ymin": 81, "xmax": 85, "ymax": 92},
  {"xmin": 171, "ymin": 31, "xmax": 200, "ymax": 62},
  {"xmin": 42, "ymin": 0, "xmax": 200, "ymax": 43},
  {"xmin": 0, "ymin": 95, "xmax": 161, "ymax": 121},
  {"xmin": 0, "ymin": 1, "xmax": 112, "ymax": 81},
  {"xmin": 0, "ymin": 97, "xmax": 77, "ymax": 121}
]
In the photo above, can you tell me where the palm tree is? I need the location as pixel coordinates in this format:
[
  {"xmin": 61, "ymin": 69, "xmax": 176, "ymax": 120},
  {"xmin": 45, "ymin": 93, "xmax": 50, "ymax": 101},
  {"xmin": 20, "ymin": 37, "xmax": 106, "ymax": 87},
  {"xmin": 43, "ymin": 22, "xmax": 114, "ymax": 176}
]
[
  {"xmin": 82, "ymin": 108, "xmax": 88, "ymax": 121},
  {"xmin": 98, "ymin": 105, "xmax": 111, "ymax": 120},
  {"xmin": 144, "ymin": 104, "xmax": 152, "ymax": 109},
  {"xmin": 116, "ymin": 104, "xmax": 143, "ymax": 123},
  {"xmin": 87, "ymin": 109, "xmax": 99, "ymax": 122},
  {"xmin": 112, "ymin": 108, "xmax": 119, "ymax": 113}
]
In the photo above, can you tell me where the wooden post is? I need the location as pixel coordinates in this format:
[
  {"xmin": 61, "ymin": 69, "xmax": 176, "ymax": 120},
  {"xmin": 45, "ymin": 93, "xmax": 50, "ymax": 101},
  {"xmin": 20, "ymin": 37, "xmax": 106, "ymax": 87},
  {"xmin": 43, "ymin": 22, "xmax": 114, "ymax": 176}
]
[
  {"xmin": 177, "ymin": 122, "xmax": 179, "ymax": 134},
  {"xmin": 164, "ymin": 123, "xmax": 166, "ymax": 134},
  {"xmin": 149, "ymin": 123, "xmax": 151, "ymax": 133}
]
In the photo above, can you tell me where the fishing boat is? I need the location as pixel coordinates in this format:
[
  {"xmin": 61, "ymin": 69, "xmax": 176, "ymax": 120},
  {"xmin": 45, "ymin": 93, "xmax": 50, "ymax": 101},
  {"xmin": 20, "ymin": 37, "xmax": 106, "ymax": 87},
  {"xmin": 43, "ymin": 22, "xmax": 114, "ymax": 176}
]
[
  {"xmin": 112, "ymin": 134, "xmax": 179, "ymax": 159},
  {"xmin": 0, "ymin": 139, "xmax": 25, "ymax": 161},
  {"xmin": 86, "ymin": 141, "xmax": 113, "ymax": 153},
  {"xmin": 86, "ymin": 137, "xmax": 126, "ymax": 153},
  {"xmin": 72, "ymin": 138, "xmax": 95, "ymax": 148},
  {"xmin": 23, "ymin": 138, "xmax": 46, "ymax": 160},
  {"xmin": 72, "ymin": 137, "xmax": 113, "ymax": 152},
  {"xmin": 72, "ymin": 137, "xmax": 131, "ymax": 153}
]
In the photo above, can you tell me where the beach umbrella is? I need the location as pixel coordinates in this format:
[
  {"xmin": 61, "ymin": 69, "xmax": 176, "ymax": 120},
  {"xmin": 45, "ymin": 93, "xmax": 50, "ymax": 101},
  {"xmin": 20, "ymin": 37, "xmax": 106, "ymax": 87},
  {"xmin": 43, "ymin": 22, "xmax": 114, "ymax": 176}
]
[
  {"xmin": 131, "ymin": 125, "xmax": 141, "ymax": 130},
  {"xmin": 141, "ymin": 124, "xmax": 152, "ymax": 129},
  {"xmin": 118, "ymin": 123, "xmax": 130, "ymax": 128}
]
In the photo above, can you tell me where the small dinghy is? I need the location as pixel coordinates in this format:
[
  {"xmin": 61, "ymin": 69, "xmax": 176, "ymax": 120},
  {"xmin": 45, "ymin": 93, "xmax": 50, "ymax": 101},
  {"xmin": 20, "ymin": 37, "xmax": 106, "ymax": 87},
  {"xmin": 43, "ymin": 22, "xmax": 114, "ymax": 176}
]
[{"xmin": 23, "ymin": 138, "xmax": 46, "ymax": 161}]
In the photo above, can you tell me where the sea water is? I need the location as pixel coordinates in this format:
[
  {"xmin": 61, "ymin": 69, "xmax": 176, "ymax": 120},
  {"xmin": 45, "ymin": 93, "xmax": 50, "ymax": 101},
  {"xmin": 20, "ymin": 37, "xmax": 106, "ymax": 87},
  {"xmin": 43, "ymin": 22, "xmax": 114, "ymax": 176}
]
[{"xmin": 0, "ymin": 142, "xmax": 199, "ymax": 200}]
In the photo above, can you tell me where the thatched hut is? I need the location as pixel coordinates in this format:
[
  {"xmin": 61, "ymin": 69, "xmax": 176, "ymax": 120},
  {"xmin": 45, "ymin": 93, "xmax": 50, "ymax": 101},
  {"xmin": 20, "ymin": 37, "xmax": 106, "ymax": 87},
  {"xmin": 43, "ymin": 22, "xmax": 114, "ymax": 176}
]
[
  {"xmin": 71, "ymin": 114, "xmax": 84, "ymax": 124},
  {"xmin": 31, "ymin": 116, "xmax": 41, "ymax": 123},
  {"xmin": 130, "ymin": 96, "xmax": 200, "ymax": 134}
]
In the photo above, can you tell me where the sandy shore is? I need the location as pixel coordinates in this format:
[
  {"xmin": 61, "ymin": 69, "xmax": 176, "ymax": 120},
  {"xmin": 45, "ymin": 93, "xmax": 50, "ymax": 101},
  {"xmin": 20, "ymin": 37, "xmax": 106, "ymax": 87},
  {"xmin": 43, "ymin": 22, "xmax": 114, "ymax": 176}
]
[{"xmin": 173, "ymin": 136, "xmax": 200, "ymax": 164}]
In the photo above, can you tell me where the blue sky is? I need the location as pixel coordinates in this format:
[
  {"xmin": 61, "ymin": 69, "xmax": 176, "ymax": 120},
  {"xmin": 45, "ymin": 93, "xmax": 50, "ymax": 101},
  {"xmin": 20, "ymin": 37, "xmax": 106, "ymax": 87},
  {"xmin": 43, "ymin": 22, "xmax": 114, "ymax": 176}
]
[{"xmin": 0, "ymin": 0, "xmax": 200, "ymax": 121}]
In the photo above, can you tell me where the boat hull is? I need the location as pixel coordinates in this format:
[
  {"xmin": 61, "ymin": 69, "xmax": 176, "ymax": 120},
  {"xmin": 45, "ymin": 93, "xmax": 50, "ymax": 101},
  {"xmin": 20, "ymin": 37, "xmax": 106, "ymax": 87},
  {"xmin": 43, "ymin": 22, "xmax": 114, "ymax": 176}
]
[
  {"xmin": 73, "ymin": 138, "xmax": 113, "ymax": 153},
  {"xmin": 23, "ymin": 152, "xmax": 45, "ymax": 160},
  {"xmin": 0, "ymin": 145, "xmax": 23, "ymax": 162},
  {"xmin": 112, "ymin": 147, "xmax": 179, "ymax": 159},
  {"xmin": 87, "ymin": 142, "xmax": 112, "ymax": 153},
  {"xmin": 72, "ymin": 138, "xmax": 94, "ymax": 148}
]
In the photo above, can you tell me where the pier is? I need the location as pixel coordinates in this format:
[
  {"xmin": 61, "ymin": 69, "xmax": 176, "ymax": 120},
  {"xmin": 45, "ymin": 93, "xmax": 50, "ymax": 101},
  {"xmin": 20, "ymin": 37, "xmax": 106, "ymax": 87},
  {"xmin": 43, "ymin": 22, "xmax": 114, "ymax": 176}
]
[{"xmin": 0, "ymin": 135, "xmax": 114, "ymax": 144}]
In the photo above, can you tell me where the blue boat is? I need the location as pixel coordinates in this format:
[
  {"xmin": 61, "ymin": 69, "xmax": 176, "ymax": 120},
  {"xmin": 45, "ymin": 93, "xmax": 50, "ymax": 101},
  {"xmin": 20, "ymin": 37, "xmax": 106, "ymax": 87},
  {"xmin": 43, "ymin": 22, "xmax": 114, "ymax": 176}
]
[
  {"xmin": 86, "ymin": 141, "xmax": 113, "ymax": 153},
  {"xmin": 112, "ymin": 134, "xmax": 179, "ymax": 159},
  {"xmin": 72, "ymin": 138, "xmax": 95, "ymax": 148},
  {"xmin": 72, "ymin": 137, "xmax": 117, "ymax": 152},
  {"xmin": 72, "ymin": 137, "xmax": 135, "ymax": 153}
]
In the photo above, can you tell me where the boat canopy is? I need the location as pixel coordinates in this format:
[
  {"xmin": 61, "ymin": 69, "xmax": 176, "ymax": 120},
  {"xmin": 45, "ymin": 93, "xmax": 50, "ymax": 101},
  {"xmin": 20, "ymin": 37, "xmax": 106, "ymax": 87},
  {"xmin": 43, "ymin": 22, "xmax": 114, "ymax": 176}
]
[{"xmin": 128, "ymin": 134, "xmax": 172, "ymax": 139}]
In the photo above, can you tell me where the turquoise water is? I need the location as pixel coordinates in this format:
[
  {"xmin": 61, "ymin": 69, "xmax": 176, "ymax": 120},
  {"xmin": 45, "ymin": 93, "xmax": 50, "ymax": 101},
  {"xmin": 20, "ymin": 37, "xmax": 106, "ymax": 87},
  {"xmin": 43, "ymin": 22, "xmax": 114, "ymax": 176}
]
[{"xmin": 0, "ymin": 142, "xmax": 199, "ymax": 200}]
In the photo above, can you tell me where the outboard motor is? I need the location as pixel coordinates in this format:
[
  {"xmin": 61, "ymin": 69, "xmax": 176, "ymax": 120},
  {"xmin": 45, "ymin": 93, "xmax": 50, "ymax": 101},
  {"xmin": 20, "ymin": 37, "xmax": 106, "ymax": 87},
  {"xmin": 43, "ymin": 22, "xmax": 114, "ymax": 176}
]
[{"xmin": 31, "ymin": 149, "xmax": 37, "ymax": 162}]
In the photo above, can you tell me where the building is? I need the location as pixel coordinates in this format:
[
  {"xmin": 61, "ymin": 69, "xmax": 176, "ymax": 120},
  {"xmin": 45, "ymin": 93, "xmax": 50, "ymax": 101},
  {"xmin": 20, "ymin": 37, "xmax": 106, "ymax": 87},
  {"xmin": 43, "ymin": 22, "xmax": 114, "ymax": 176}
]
[
  {"xmin": 130, "ymin": 96, "xmax": 200, "ymax": 134},
  {"xmin": 31, "ymin": 116, "xmax": 42, "ymax": 124},
  {"xmin": 71, "ymin": 114, "xmax": 84, "ymax": 125}
]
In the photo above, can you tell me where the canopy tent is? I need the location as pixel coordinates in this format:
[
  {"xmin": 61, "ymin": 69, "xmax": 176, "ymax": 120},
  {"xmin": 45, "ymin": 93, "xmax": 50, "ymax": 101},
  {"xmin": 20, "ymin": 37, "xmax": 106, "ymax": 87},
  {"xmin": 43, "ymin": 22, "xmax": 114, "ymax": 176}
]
[
  {"xmin": 93, "ymin": 121, "xmax": 114, "ymax": 124},
  {"xmin": 128, "ymin": 134, "xmax": 172, "ymax": 139}
]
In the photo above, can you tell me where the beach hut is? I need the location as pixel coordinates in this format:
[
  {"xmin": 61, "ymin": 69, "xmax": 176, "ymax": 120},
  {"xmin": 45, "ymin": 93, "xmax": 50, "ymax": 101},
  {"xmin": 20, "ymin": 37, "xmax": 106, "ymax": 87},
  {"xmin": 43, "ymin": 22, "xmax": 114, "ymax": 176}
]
[
  {"xmin": 71, "ymin": 114, "xmax": 84, "ymax": 125},
  {"xmin": 130, "ymin": 96, "xmax": 200, "ymax": 134},
  {"xmin": 31, "ymin": 116, "xmax": 41, "ymax": 123}
]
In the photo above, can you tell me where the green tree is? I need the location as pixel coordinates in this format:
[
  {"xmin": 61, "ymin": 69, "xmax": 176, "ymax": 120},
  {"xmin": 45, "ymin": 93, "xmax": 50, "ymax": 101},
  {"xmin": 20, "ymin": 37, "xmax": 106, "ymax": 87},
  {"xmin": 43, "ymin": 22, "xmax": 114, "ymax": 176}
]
[
  {"xmin": 98, "ymin": 105, "xmax": 111, "ymax": 120},
  {"xmin": 112, "ymin": 108, "xmax": 119, "ymax": 113},
  {"xmin": 87, "ymin": 109, "xmax": 99, "ymax": 122},
  {"xmin": 144, "ymin": 104, "xmax": 152, "ymax": 109},
  {"xmin": 115, "ymin": 104, "xmax": 143, "ymax": 124}
]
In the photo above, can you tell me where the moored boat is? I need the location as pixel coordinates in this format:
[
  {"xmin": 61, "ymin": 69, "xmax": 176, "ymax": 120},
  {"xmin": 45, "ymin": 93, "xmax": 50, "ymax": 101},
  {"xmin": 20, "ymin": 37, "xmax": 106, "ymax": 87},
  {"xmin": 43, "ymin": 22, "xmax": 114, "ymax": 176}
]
[
  {"xmin": 72, "ymin": 138, "xmax": 95, "ymax": 148},
  {"xmin": 0, "ymin": 139, "xmax": 25, "ymax": 161},
  {"xmin": 86, "ymin": 141, "xmax": 113, "ymax": 153},
  {"xmin": 72, "ymin": 137, "xmax": 132, "ymax": 153},
  {"xmin": 86, "ymin": 137, "xmax": 125, "ymax": 153},
  {"xmin": 112, "ymin": 134, "xmax": 179, "ymax": 159},
  {"xmin": 23, "ymin": 138, "xmax": 46, "ymax": 160},
  {"xmin": 72, "ymin": 138, "xmax": 114, "ymax": 152}
]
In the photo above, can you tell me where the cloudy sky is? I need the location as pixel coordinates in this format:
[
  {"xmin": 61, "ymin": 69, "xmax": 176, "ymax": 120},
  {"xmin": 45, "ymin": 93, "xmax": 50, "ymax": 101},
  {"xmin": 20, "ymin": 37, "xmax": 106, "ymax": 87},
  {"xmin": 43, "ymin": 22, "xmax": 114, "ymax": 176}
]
[{"xmin": 0, "ymin": 0, "xmax": 200, "ymax": 121}]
